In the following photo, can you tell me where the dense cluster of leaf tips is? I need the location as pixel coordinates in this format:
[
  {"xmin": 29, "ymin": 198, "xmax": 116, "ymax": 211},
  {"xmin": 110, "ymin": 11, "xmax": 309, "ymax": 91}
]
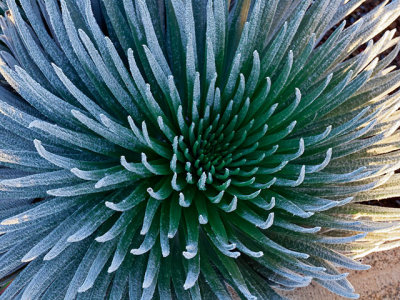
[{"xmin": 1, "ymin": 0, "xmax": 400, "ymax": 299}]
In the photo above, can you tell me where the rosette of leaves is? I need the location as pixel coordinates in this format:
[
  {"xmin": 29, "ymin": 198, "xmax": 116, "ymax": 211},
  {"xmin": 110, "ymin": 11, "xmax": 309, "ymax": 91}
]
[{"xmin": 1, "ymin": 0, "xmax": 400, "ymax": 299}]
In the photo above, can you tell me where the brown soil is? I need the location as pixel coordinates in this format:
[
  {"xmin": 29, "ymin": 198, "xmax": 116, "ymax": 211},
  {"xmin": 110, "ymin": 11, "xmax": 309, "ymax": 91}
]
[{"xmin": 280, "ymin": 247, "xmax": 400, "ymax": 300}]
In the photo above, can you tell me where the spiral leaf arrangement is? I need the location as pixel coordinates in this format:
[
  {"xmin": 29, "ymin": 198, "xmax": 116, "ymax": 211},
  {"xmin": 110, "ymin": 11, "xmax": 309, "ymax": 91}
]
[{"xmin": 0, "ymin": 0, "xmax": 400, "ymax": 299}]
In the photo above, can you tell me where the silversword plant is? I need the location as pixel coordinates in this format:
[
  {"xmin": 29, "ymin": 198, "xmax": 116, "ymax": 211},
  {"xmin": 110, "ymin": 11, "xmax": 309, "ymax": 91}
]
[{"xmin": 0, "ymin": 0, "xmax": 400, "ymax": 299}]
